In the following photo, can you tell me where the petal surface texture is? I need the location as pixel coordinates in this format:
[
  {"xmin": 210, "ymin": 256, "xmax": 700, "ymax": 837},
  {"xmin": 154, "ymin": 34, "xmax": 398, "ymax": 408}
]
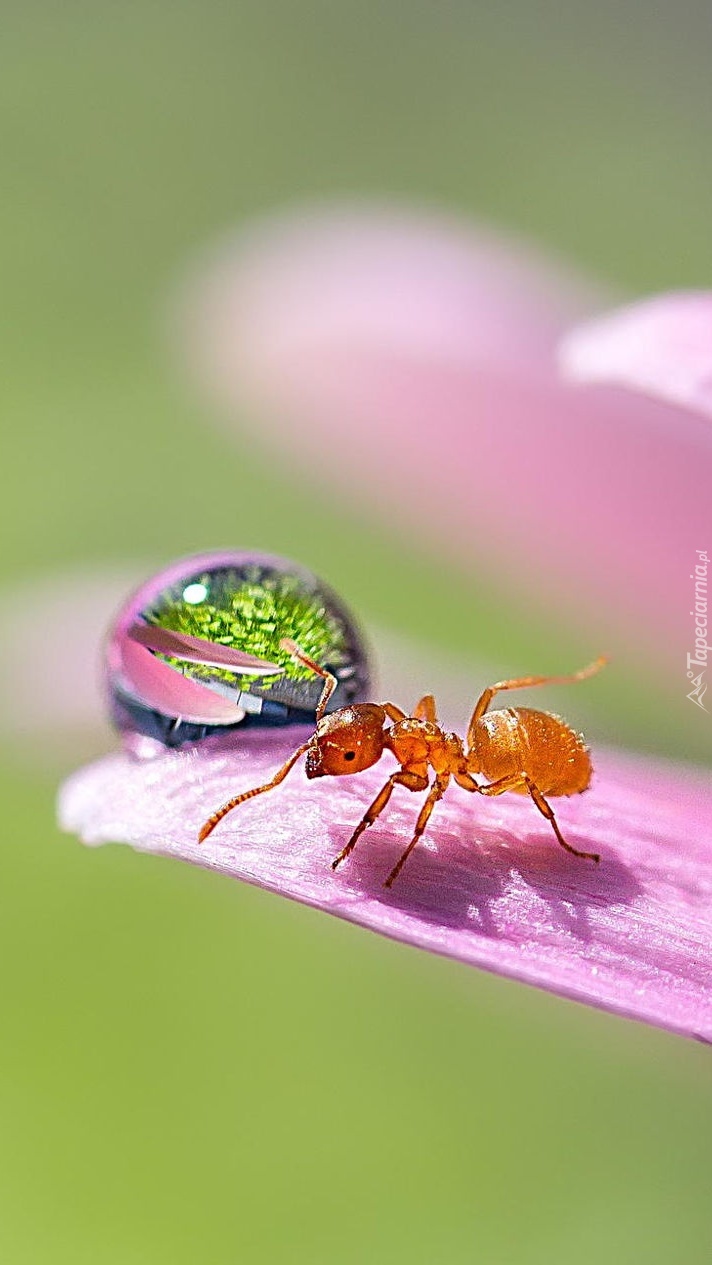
[{"xmin": 59, "ymin": 732, "xmax": 712, "ymax": 1043}]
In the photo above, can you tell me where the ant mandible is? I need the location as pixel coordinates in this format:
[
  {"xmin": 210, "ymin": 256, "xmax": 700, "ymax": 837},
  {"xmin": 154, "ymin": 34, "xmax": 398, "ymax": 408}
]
[{"xmin": 199, "ymin": 639, "xmax": 607, "ymax": 888}]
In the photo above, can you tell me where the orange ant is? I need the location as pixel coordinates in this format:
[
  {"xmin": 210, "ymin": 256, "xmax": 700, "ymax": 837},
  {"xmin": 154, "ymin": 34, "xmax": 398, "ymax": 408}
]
[{"xmin": 199, "ymin": 638, "xmax": 607, "ymax": 887}]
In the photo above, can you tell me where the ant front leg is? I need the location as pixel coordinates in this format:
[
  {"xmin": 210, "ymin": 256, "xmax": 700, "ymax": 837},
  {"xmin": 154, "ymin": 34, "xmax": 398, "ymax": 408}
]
[
  {"xmin": 332, "ymin": 769, "xmax": 429, "ymax": 871},
  {"xmin": 477, "ymin": 773, "xmax": 600, "ymax": 862}
]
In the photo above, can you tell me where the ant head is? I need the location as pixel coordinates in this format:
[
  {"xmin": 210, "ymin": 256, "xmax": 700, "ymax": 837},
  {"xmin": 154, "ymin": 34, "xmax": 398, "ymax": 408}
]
[{"xmin": 306, "ymin": 704, "xmax": 386, "ymax": 778}]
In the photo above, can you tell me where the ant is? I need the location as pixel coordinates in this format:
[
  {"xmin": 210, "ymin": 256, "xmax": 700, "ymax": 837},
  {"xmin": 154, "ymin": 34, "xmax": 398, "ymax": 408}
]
[{"xmin": 199, "ymin": 638, "xmax": 607, "ymax": 888}]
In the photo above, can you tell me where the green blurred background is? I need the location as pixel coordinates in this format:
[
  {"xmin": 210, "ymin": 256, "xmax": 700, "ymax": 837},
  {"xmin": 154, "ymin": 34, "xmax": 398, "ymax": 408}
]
[{"xmin": 1, "ymin": 3, "xmax": 711, "ymax": 1262}]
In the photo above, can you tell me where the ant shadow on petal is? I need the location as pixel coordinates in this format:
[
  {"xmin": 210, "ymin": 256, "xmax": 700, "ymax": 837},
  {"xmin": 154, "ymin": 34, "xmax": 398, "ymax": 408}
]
[
  {"xmin": 326, "ymin": 817, "xmax": 508, "ymax": 938},
  {"xmin": 505, "ymin": 828, "xmax": 642, "ymax": 945},
  {"xmin": 326, "ymin": 815, "xmax": 642, "ymax": 947}
]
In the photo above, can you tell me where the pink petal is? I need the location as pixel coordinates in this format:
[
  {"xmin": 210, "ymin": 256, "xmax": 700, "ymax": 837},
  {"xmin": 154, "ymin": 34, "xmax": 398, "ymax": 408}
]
[
  {"xmin": 561, "ymin": 292, "xmax": 712, "ymax": 420},
  {"xmin": 180, "ymin": 202, "xmax": 599, "ymax": 407},
  {"xmin": 127, "ymin": 623, "xmax": 283, "ymax": 674},
  {"xmin": 116, "ymin": 636, "xmax": 249, "ymax": 725},
  {"xmin": 59, "ymin": 731, "xmax": 712, "ymax": 1042},
  {"xmin": 175, "ymin": 204, "xmax": 710, "ymax": 694}
]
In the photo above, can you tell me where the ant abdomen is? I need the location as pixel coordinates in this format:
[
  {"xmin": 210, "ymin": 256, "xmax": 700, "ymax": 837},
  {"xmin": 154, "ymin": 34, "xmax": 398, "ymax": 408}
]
[{"xmin": 468, "ymin": 706, "xmax": 592, "ymax": 797}]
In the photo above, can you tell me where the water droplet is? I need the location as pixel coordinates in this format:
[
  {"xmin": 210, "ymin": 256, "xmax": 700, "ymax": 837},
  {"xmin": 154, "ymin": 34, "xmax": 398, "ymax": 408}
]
[{"xmin": 106, "ymin": 550, "xmax": 371, "ymax": 747}]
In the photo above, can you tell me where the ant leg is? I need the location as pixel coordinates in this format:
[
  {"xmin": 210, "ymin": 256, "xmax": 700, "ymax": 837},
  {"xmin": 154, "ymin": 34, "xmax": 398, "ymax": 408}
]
[
  {"xmin": 383, "ymin": 703, "xmax": 407, "ymax": 723},
  {"xmin": 477, "ymin": 773, "xmax": 600, "ymax": 862},
  {"xmin": 524, "ymin": 776, "xmax": 600, "ymax": 862},
  {"xmin": 384, "ymin": 775, "xmax": 449, "ymax": 888},
  {"xmin": 198, "ymin": 740, "xmax": 311, "ymax": 843},
  {"xmin": 332, "ymin": 769, "xmax": 429, "ymax": 870},
  {"xmin": 413, "ymin": 694, "xmax": 437, "ymax": 723},
  {"xmin": 466, "ymin": 656, "xmax": 607, "ymax": 747},
  {"xmin": 280, "ymin": 638, "xmax": 337, "ymax": 720}
]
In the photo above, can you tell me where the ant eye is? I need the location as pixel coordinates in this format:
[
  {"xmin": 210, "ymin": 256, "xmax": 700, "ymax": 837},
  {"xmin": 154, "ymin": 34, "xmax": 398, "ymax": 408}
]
[{"xmin": 343, "ymin": 751, "xmax": 356, "ymax": 762}]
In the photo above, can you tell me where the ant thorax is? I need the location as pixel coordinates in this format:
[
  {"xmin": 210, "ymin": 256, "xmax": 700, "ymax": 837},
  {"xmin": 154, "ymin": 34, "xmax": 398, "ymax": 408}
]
[{"xmin": 387, "ymin": 718, "xmax": 466, "ymax": 776}]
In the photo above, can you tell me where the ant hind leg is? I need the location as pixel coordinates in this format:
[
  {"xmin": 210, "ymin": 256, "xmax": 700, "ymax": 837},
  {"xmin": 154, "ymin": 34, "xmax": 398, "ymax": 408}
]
[
  {"xmin": 523, "ymin": 776, "xmax": 600, "ymax": 863},
  {"xmin": 477, "ymin": 772, "xmax": 600, "ymax": 862},
  {"xmin": 466, "ymin": 656, "xmax": 607, "ymax": 747}
]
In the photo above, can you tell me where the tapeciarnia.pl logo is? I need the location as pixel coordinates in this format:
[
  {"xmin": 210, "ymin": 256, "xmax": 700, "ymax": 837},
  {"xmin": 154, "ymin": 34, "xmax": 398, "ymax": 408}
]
[{"xmin": 687, "ymin": 549, "xmax": 709, "ymax": 711}]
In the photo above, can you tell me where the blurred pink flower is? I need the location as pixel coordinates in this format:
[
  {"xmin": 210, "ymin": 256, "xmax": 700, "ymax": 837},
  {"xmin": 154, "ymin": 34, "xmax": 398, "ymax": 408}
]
[
  {"xmin": 561, "ymin": 291, "xmax": 712, "ymax": 420},
  {"xmin": 178, "ymin": 202, "xmax": 712, "ymax": 697},
  {"xmin": 59, "ymin": 726, "xmax": 712, "ymax": 1042}
]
